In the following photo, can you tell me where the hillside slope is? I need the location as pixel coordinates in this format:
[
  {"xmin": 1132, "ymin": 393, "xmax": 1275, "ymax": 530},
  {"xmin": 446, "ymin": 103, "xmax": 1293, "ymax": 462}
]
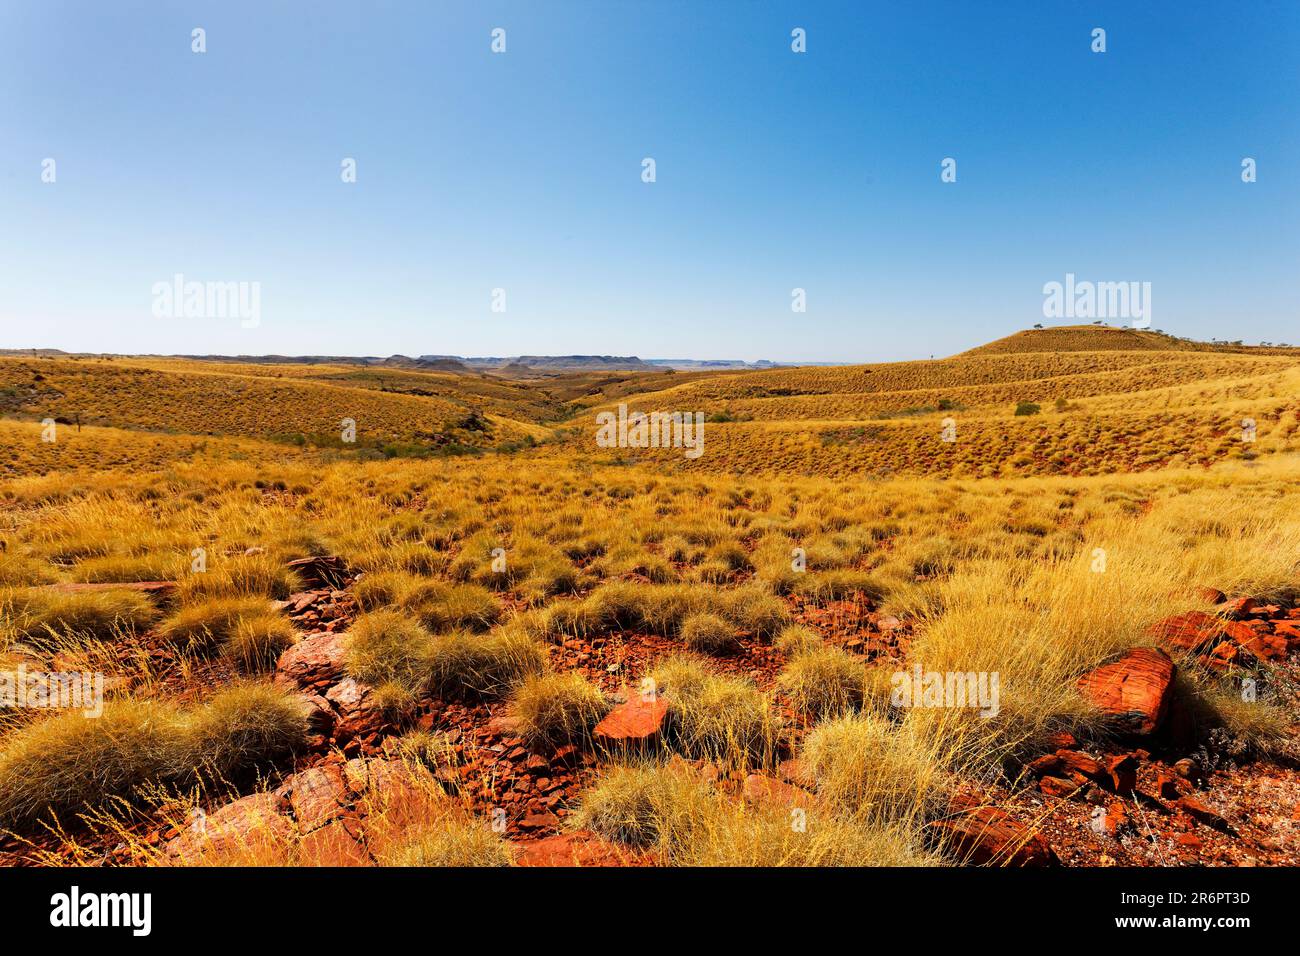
[
  {"xmin": 963, "ymin": 324, "xmax": 1299, "ymax": 356},
  {"xmin": 555, "ymin": 334, "xmax": 1300, "ymax": 478}
]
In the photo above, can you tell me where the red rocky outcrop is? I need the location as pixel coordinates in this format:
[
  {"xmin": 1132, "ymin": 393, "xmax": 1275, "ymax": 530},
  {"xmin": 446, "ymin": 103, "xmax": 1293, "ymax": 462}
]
[
  {"xmin": 593, "ymin": 696, "xmax": 670, "ymax": 749},
  {"xmin": 326, "ymin": 678, "xmax": 389, "ymax": 749},
  {"xmin": 514, "ymin": 830, "xmax": 637, "ymax": 867},
  {"xmin": 274, "ymin": 630, "xmax": 349, "ymax": 692},
  {"xmin": 934, "ymin": 804, "xmax": 1058, "ymax": 867},
  {"xmin": 1149, "ymin": 611, "xmax": 1222, "ymax": 653},
  {"xmin": 286, "ymin": 555, "xmax": 350, "ymax": 590},
  {"xmin": 163, "ymin": 792, "xmax": 292, "ymax": 864},
  {"xmin": 1076, "ymin": 647, "xmax": 1175, "ymax": 736}
]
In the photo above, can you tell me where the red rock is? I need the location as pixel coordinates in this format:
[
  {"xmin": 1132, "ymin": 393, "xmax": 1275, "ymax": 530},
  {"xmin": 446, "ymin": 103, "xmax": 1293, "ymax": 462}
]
[
  {"xmin": 1076, "ymin": 648, "xmax": 1175, "ymax": 736},
  {"xmin": 1043, "ymin": 731, "xmax": 1077, "ymax": 750},
  {"xmin": 1173, "ymin": 832, "xmax": 1203, "ymax": 849},
  {"xmin": 1221, "ymin": 596, "xmax": 1257, "ymax": 620},
  {"xmin": 934, "ymin": 805, "xmax": 1057, "ymax": 867},
  {"xmin": 349, "ymin": 757, "xmax": 444, "ymax": 830},
  {"xmin": 524, "ymin": 754, "xmax": 549, "ymax": 775},
  {"xmin": 1195, "ymin": 587, "xmax": 1226, "ymax": 605},
  {"xmin": 325, "ymin": 678, "xmax": 388, "ymax": 745},
  {"xmin": 297, "ymin": 692, "xmax": 336, "ymax": 736},
  {"xmin": 276, "ymin": 765, "xmax": 347, "ymax": 832},
  {"xmin": 1105, "ymin": 754, "xmax": 1139, "ymax": 795},
  {"xmin": 514, "ymin": 830, "xmax": 635, "ymax": 867},
  {"xmin": 593, "ymin": 696, "xmax": 669, "ymax": 749},
  {"xmin": 1026, "ymin": 754, "xmax": 1064, "ymax": 777},
  {"xmin": 286, "ymin": 555, "xmax": 348, "ymax": 589},
  {"xmin": 164, "ymin": 792, "xmax": 292, "ymax": 863},
  {"xmin": 1148, "ymin": 611, "xmax": 1221, "ymax": 652},
  {"xmin": 1272, "ymin": 620, "xmax": 1300, "ymax": 640},
  {"xmin": 742, "ymin": 773, "xmax": 814, "ymax": 807},
  {"xmin": 485, "ymin": 713, "xmax": 522, "ymax": 736},
  {"xmin": 1207, "ymin": 640, "xmax": 1239, "ymax": 665},
  {"xmin": 1039, "ymin": 776, "xmax": 1079, "ymax": 798},
  {"xmin": 297, "ymin": 818, "xmax": 371, "ymax": 866},
  {"xmin": 1238, "ymin": 633, "xmax": 1289, "ymax": 662},
  {"xmin": 1224, "ymin": 618, "xmax": 1266, "ymax": 641},
  {"xmin": 518, "ymin": 809, "xmax": 561, "ymax": 831},
  {"xmin": 1055, "ymin": 750, "xmax": 1107, "ymax": 783},
  {"xmin": 287, "ymin": 591, "xmax": 317, "ymax": 614},
  {"xmin": 551, "ymin": 744, "xmax": 579, "ymax": 766},
  {"xmin": 1177, "ymin": 796, "xmax": 1230, "ymax": 831},
  {"xmin": 274, "ymin": 630, "xmax": 349, "ymax": 691},
  {"xmin": 1103, "ymin": 800, "xmax": 1130, "ymax": 836}
]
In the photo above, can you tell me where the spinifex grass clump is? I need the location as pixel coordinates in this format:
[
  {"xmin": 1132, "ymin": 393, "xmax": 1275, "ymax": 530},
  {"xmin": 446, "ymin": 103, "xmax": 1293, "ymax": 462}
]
[
  {"xmin": 574, "ymin": 761, "xmax": 938, "ymax": 866},
  {"xmin": 345, "ymin": 609, "xmax": 437, "ymax": 697},
  {"xmin": 425, "ymin": 627, "xmax": 548, "ymax": 700},
  {"xmin": 224, "ymin": 612, "xmax": 298, "ymax": 672},
  {"xmin": 376, "ymin": 815, "xmax": 514, "ymax": 867},
  {"xmin": 3, "ymin": 587, "xmax": 159, "ymax": 645},
  {"xmin": 774, "ymin": 624, "xmax": 822, "ymax": 656},
  {"xmin": 777, "ymin": 645, "xmax": 872, "ymax": 719},
  {"xmin": 158, "ymin": 596, "xmax": 275, "ymax": 654},
  {"xmin": 509, "ymin": 672, "xmax": 610, "ymax": 747},
  {"xmin": 345, "ymin": 609, "xmax": 549, "ymax": 706},
  {"xmin": 651, "ymin": 655, "xmax": 780, "ymax": 769},
  {"xmin": 353, "ymin": 570, "xmax": 500, "ymax": 632},
  {"xmin": 544, "ymin": 580, "xmax": 788, "ymax": 642},
  {"xmin": 175, "ymin": 553, "xmax": 302, "ymax": 601},
  {"xmin": 571, "ymin": 763, "xmax": 716, "ymax": 849},
  {"xmin": 798, "ymin": 713, "xmax": 944, "ymax": 825},
  {"xmin": 0, "ymin": 685, "xmax": 307, "ymax": 831},
  {"xmin": 679, "ymin": 612, "xmax": 737, "ymax": 655}
]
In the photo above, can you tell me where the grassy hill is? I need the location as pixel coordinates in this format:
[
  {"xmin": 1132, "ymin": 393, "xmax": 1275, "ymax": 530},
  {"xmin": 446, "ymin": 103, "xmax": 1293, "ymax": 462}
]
[
  {"xmin": 963, "ymin": 324, "xmax": 1299, "ymax": 356},
  {"xmin": 556, "ymin": 331, "xmax": 1300, "ymax": 478}
]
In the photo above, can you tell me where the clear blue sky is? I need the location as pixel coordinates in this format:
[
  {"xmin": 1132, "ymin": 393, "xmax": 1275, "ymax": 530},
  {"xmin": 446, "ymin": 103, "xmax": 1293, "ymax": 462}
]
[{"xmin": 1, "ymin": 1, "xmax": 1296, "ymax": 362}]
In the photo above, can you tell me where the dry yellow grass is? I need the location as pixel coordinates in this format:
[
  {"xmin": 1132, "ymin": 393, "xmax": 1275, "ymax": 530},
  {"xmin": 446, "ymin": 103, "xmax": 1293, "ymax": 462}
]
[{"xmin": 2, "ymin": 334, "xmax": 1298, "ymax": 865}]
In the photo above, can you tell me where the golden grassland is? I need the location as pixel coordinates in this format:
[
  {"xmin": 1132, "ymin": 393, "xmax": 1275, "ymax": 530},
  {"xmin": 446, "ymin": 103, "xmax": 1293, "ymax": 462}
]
[
  {"xmin": 2, "ymin": 438, "xmax": 1298, "ymax": 862},
  {"xmin": 0, "ymin": 356, "xmax": 550, "ymax": 453},
  {"xmin": 2, "ymin": 329, "xmax": 1299, "ymax": 865},
  {"xmin": 561, "ymin": 347, "xmax": 1300, "ymax": 477}
]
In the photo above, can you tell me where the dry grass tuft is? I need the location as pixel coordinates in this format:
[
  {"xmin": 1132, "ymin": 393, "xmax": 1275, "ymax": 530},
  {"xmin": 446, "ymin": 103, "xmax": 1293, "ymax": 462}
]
[
  {"xmin": 3, "ymin": 587, "xmax": 159, "ymax": 644},
  {"xmin": 680, "ymin": 612, "xmax": 737, "ymax": 655},
  {"xmin": 777, "ymin": 645, "xmax": 871, "ymax": 719},
  {"xmin": 157, "ymin": 596, "xmax": 273, "ymax": 654},
  {"xmin": 510, "ymin": 671, "xmax": 610, "ymax": 747},
  {"xmin": 0, "ymin": 685, "xmax": 306, "ymax": 832},
  {"xmin": 800, "ymin": 713, "xmax": 945, "ymax": 825},
  {"xmin": 774, "ymin": 624, "xmax": 823, "ymax": 656},
  {"xmin": 224, "ymin": 612, "xmax": 298, "ymax": 671},
  {"xmin": 651, "ymin": 655, "xmax": 780, "ymax": 768},
  {"xmin": 425, "ymin": 628, "xmax": 549, "ymax": 700}
]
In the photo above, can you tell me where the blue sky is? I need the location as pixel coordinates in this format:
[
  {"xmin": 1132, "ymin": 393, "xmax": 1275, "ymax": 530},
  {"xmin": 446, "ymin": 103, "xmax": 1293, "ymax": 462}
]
[{"xmin": 1, "ymin": 1, "xmax": 1296, "ymax": 362}]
